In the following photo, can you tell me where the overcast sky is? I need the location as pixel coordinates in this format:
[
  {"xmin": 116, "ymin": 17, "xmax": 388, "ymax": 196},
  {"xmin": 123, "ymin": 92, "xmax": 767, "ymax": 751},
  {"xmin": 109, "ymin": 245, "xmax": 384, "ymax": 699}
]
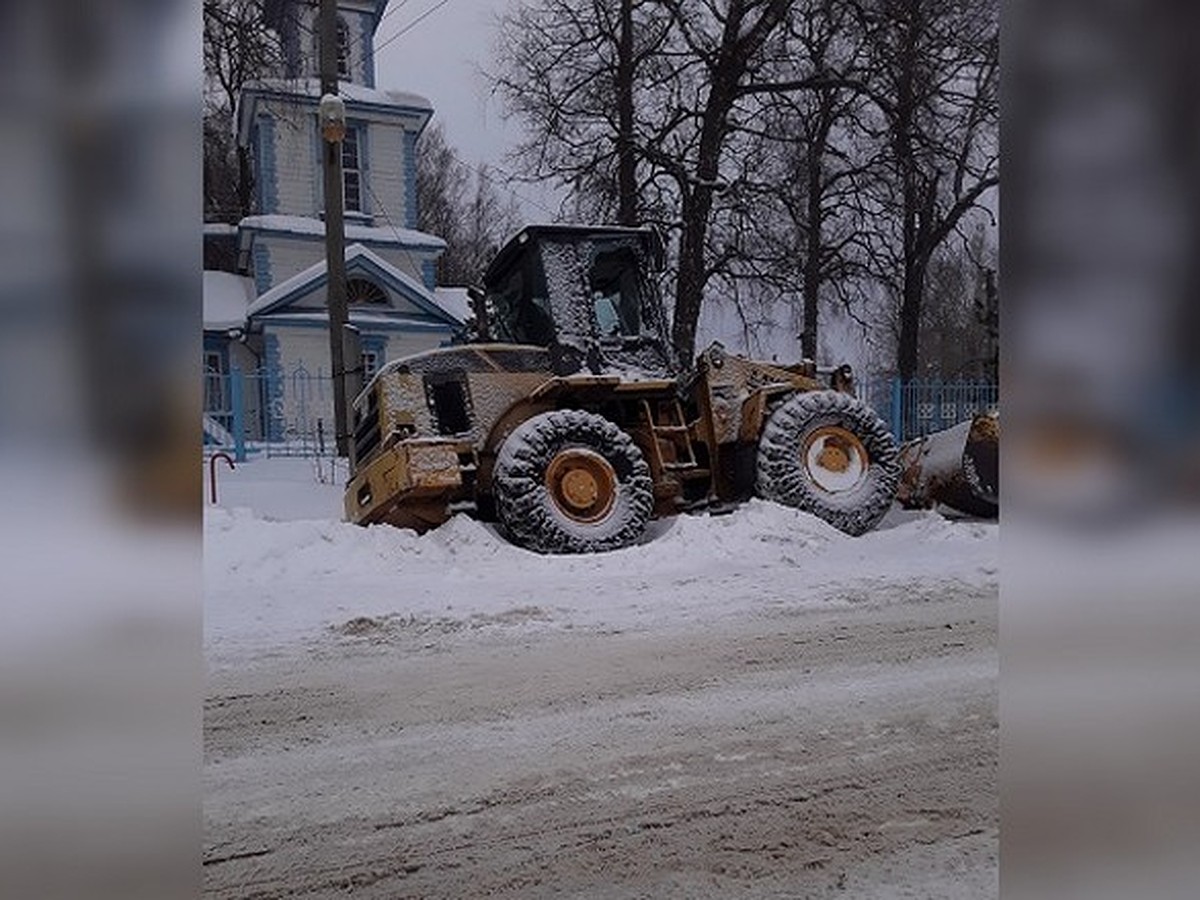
[{"xmin": 372, "ymin": 0, "xmax": 563, "ymax": 222}]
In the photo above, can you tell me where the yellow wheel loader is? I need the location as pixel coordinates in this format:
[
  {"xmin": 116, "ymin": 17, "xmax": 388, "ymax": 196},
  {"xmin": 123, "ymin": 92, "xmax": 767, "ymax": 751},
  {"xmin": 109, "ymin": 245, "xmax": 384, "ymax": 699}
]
[{"xmin": 345, "ymin": 225, "xmax": 899, "ymax": 553}]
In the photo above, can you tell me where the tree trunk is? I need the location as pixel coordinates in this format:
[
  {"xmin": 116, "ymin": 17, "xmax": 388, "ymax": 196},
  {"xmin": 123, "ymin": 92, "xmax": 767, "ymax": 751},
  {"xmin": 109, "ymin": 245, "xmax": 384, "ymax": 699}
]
[
  {"xmin": 897, "ymin": 256, "xmax": 924, "ymax": 382},
  {"xmin": 894, "ymin": 8, "xmax": 920, "ymax": 383},
  {"xmin": 237, "ymin": 144, "xmax": 254, "ymax": 218},
  {"xmin": 671, "ymin": 185, "xmax": 715, "ymax": 366},
  {"xmin": 801, "ymin": 180, "xmax": 821, "ymax": 361},
  {"xmin": 671, "ymin": 56, "xmax": 739, "ymax": 365},
  {"xmin": 616, "ymin": 0, "xmax": 637, "ymax": 226},
  {"xmin": 800, "ymin": 99, "xmax": 833, "ymax": 362}
]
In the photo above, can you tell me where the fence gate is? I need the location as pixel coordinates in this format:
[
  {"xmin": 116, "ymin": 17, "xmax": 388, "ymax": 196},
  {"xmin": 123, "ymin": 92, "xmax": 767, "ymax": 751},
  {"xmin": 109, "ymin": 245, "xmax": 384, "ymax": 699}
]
[{"xmin": 202, "ymin": 364, "xmax": 336, "ymax": 461}]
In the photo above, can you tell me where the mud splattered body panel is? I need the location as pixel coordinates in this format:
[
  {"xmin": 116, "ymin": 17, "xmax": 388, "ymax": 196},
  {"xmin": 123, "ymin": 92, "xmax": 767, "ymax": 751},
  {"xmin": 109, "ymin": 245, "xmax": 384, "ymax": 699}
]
[
  {"xmin": 345, "ymin": 341, "xmax": 831, "ymax": 530},
  {"xmin": 346, "ymin": 345, "xmax": 555, "ymax": 528}
]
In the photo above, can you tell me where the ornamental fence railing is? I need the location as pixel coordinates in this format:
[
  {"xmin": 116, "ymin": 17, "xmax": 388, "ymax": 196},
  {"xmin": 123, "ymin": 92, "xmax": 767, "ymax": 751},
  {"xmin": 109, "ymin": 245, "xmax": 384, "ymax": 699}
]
[{"xmin": 203, "ymin": 365, "xmax": 997, "ymax": 460}]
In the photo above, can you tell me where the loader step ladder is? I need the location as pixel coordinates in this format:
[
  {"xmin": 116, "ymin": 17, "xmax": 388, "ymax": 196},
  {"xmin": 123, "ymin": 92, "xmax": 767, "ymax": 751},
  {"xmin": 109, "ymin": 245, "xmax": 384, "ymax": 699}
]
[{"xmin": 641, "ymin": 398, "xmax": 707, "ymax": 479}]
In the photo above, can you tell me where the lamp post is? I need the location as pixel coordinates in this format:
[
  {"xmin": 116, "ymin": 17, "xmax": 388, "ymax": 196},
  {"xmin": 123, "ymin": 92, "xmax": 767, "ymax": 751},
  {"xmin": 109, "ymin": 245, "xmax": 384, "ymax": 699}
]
[{"xmin": 319, "ymin": 0, "xmax": 350, "ymax": 457}]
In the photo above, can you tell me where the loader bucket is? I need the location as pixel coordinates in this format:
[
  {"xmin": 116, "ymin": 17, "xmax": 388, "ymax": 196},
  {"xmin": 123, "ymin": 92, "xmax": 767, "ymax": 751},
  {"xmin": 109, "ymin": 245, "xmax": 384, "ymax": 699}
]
[{"xmin": 896, "ymin": 411, "xmax": 999, "ymax": 518}]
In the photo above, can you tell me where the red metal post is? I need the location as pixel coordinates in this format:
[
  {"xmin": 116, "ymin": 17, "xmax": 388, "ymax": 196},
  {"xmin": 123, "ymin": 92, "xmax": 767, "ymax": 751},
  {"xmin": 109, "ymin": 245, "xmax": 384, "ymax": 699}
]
[{"xmin": 209, "ymin": 452, "xmax": 235, "ymax": 505}]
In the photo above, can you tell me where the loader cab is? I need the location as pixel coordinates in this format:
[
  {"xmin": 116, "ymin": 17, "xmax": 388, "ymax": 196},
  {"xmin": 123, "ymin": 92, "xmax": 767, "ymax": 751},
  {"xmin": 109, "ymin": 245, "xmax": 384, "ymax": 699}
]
[{"xmin": 478, "ymin": 225, "xmax": 675, "ymax": 376}]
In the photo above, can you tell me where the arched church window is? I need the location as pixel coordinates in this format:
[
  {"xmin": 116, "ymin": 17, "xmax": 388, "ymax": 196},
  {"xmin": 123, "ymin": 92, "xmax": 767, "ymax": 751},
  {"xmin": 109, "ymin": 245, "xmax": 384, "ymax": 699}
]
[{"xmin": 346, "ymin": 278, "xmax": 388, "ymax": 305}]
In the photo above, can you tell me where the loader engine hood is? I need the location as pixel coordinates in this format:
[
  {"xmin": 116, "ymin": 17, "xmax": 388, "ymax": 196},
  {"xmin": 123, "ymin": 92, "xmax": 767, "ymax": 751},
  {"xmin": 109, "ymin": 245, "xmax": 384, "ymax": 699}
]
[
  {"xmin": 479, "ymin": 225, "xmax": 676, "ymax": 379},
  {"xmin": 352, "ymin": 344, "xmax": 556, "ymax": 454}
]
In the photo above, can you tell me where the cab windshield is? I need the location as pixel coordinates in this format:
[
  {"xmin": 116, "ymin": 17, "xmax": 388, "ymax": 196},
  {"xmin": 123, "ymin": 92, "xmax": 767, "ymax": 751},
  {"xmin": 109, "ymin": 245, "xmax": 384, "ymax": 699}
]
[{"xmin": 485, "ymin": 261, "xmax": 555, "ymax": 346}]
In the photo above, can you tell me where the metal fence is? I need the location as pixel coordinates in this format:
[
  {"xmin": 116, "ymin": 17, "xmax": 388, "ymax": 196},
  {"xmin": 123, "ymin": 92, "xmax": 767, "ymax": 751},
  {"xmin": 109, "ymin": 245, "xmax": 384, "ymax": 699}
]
[
  {"xmin": 203, "ymin": 364, "xmax": 337, "ymax": 461},
  {"xmin": 204, "ymin": 364, "xmax": 997, "ymax": 459},
  {"xmin": 862, "ymin": 376, "xmax": 998, "ymax": 443}
]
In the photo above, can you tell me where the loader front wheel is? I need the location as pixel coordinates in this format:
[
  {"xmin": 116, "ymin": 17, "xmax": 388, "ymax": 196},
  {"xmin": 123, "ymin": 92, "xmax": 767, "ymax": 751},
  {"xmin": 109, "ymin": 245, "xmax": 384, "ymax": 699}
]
[
  {"xmin": 757, "ymin": 391, "xmax": 899, "ymax": 536},
  {"xmin": 493, "ymin": 410, "xmax": 653, "ymax": 554}
]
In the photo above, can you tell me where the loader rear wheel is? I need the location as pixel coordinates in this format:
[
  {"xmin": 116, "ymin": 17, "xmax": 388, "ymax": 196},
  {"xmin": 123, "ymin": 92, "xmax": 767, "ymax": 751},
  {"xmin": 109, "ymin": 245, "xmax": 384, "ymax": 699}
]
[
  {"xmin": 493, "ymin": 410, "xmax": 653, "ymax": 554},
  {"xmin": 757, "ymin": 391, "xmax": 899, "ymax": 536}
]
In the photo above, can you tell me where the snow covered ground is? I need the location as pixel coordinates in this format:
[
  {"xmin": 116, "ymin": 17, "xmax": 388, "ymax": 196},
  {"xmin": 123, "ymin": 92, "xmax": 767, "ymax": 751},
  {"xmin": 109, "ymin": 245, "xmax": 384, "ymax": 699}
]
[
  {"xmin": 204, "ymin": 456, "xmax": 998, "ymax": 898},
  {"xmin": 205, "ymin": 456, "xmax": 997, "ymax": 664}
]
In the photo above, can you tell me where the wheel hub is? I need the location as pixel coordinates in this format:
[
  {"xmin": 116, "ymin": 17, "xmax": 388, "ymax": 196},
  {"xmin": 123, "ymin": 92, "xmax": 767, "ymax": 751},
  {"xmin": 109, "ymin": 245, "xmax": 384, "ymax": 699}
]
[
  {"xmin": 802, "ymin": 426, "xmax": 869, "ymax": 494},
  {"xmin": 561, "ymin": 468, "xmax": 600, "ymax": 508},
  {"xmin": 545, "ymin": 449, "xmax": 617, "ymax": 523}
]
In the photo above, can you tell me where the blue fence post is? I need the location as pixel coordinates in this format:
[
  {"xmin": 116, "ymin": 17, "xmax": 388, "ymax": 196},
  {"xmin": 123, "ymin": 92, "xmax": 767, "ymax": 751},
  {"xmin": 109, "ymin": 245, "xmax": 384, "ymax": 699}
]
[
  {"xmin": 890, "ymin": 376, "xmax": 903, "ymax": 443},
  {"xmin": 230, "ymin": 367, "xmax": 246, "ymax": 463}
]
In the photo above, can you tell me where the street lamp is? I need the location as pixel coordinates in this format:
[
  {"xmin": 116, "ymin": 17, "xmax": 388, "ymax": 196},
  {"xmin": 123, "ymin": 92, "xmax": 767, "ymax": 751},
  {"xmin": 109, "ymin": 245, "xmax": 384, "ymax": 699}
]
[{"xmin": 319, "ymin": 93, "xmax": 346, "ymax": 143}]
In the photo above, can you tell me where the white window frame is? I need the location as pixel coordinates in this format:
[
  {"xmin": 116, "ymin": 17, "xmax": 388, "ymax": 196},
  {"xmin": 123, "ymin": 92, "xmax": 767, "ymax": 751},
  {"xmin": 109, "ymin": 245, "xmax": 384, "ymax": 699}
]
[
  {"xmin": 361, "ymin": 349, "xmax": 380, "ymax": 379},
  {"xmin": 342, "ymin": 124, "xmax": 362, "ymax": 213},
  {"xmin": 204, "ymin": 350, "xmax": 228, "ymax": 414}
]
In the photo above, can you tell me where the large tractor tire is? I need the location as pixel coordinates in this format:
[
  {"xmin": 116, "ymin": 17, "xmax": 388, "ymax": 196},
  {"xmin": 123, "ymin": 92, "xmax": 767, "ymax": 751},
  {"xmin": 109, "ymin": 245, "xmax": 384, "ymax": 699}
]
[
  {"xmin": 493, "ymin": 410, "xmax": 653, "ymax": 554},
  {"xmin": 756, "ymin": 390, "xmax": 900, "ymax": 536}
]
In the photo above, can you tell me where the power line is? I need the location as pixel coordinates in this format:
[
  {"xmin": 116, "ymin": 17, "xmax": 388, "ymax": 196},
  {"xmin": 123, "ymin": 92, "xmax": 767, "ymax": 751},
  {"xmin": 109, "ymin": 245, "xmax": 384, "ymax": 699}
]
[
  {"xmin": 361, "ymin": 177, "xmax": 435, "ymax": 285},
  {"xmin": 442, "ymin": 145, "xmax": 563, "ymax": 220},
  {"xmin": 364, "ymin": 135, "xmax": 559, "ymax": 244},
  {"xmin": 374, "ymin": 0, "xmax": 453, "ymax": 56},
  {"xmin": 378, "ymin": 0, "xmax": 415, "ymax": 24},
  {"xmin": 294, "ymin": 0, "xmax": 417, "ymax": 39},
  {"xmin": 370, "ymin": 0, "xmax": 559, "ymax": 219}
]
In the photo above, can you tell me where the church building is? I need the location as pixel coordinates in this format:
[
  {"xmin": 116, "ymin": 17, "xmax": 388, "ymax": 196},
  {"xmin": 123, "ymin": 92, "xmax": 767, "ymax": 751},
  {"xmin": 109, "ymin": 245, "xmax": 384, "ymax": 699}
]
[{"xmin": 203, "ymin": 0, "xmax": 465, "ymax": 444}]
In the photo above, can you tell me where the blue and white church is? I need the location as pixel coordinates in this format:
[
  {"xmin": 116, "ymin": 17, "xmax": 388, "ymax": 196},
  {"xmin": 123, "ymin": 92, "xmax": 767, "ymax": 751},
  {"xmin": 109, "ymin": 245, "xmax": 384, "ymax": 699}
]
[{"xmin": 203, "ymin": 0, "xmax": 468, "ymax": 443}]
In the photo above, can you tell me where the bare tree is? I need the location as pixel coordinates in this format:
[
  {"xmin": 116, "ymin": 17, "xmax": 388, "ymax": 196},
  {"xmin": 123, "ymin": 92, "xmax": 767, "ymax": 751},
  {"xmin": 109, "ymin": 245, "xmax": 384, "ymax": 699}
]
[
  {"xmin": 417, "ymin": 122, "xmax": 522, "ymax": 285},
  {"xmin": 458, "ymin": 165, "xmax": 524, "ymax": 283},
  {"xmin": 656, "ymin": 0, "xmax": 808, "ymax": 364},
  {"xmin": 203, "ymin": 0, "xmax": 284, "ymax": 222},
  {"xmin": 494, "ymin": 0, "xmax": 997, "ymax": 377},
  {"xmin": 416, "ymin": 121, "xmax": 470, "ymax": 282},
  {"xmin": 851, "ymin": 0, "xmax": 999, "ymax": 381},
  {"xmin": 492, "ymin": 0, "xmax": 672, "ymax": 226},
  {"xmin": 731, "ymin": 0, "xmax": 878, "ymax": 360},
  {"xmin": 496, "ymin": 0, "xmax": 812, "ymax": 364},
  {"xmin": 916, "ymin": 237, "xmax": 996, "ymax": 378}
]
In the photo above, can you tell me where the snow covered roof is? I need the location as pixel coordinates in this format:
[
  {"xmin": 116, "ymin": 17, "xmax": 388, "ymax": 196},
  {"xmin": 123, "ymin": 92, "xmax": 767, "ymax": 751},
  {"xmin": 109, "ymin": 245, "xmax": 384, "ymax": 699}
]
[
  {"xmin": 245, "ymin": 242, "xmax": 460, "ymax": 328},
  {"xmin": 433, "ymin": 287, "xmax": 471, "ymax": 324},
  {"xmin": 257, "ymin": 311, "xmax": 453, "ymax": 331},
  {"xmin": 263, "ymin": 1, "xmax": 392, "ymax": 33},
  {"xmin": 239, "ymin": 215, "xmax": 446, "ymax": 250},
  {"xmin": 203, "ymin": 271, "xmax": 256, "ymax": 331},
  {"xmin": 238, "ymin": 78, "xmax": 433, "ymax": 144},
  {"xmin": 245, "ymin": 77, "xmax": 432, "ymax": 111}
]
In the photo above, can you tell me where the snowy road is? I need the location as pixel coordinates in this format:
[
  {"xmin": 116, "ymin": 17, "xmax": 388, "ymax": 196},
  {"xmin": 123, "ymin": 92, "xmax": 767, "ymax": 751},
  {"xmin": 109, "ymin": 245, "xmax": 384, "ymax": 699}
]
[{"xmin": 203, "ymin": 458, "xmax": 997, "ymax": 898}]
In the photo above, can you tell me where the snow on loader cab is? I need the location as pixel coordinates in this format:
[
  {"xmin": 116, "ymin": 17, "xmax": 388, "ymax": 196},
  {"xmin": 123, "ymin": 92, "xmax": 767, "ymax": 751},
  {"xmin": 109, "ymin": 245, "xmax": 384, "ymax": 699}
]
[{"xmin": 344, "ymin": 225, "xmax": 900, "ymax": 553}]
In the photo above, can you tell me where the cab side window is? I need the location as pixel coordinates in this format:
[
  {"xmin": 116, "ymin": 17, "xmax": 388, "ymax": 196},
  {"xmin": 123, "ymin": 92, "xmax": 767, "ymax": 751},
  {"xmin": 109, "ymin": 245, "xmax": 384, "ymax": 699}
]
[{"xmin": 589, "ymin": 247, "xmax": 641, "ymax": 338}]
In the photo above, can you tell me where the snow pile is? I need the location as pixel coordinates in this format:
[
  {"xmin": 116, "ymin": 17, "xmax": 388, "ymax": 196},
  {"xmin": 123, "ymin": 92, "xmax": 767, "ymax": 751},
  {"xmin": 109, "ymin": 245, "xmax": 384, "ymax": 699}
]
[{"xmin": 205, "ymin": 459, "xmax": 997, "ymax": 663}]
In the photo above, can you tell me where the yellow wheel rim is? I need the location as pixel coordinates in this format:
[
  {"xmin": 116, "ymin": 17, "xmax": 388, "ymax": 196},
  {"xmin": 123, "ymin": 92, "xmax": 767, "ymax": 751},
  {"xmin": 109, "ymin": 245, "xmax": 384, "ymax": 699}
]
[
  {"xmin": 801, "ymin": 425, "xmax": 869, "ymax": 494},
  {"xmin": 545, "ymin": 449, "xmax": 617, "ymax": 523}
]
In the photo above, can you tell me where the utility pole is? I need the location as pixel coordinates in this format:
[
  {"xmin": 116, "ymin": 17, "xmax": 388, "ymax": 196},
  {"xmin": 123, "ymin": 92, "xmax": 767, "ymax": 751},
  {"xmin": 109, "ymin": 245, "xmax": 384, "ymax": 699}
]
[{"xmin": 319, "ymin": 0, "xmax": 351, "ymax": 456}]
